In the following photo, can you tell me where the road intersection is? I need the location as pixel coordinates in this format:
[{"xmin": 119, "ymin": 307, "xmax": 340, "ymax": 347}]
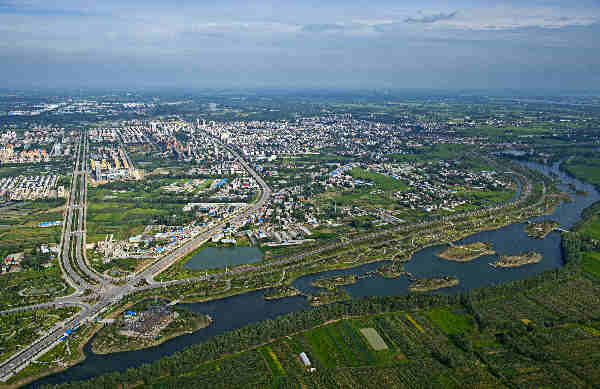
[
  {"xmin": 0, "ymin": 134, "xmax": 539, "ymax": 382},
  {"xmin": 0, "ymin": 129, "xmax": 272, "ymax": 381}
]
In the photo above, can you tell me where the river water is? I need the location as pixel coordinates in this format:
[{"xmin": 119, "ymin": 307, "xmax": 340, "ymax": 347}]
[{"xmin": 27, "ymin": 160, "xmax": 600, "ymax": 388}]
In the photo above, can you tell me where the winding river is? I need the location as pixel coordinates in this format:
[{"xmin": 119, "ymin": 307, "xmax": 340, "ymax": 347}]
[{"xmin": 27, "ymin": 160, "xmax": 600, "ymax": 388}]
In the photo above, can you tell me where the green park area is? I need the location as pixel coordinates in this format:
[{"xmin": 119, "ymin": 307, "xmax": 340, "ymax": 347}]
[
  {"xmin": 0, "ymin": 306, "xmax": 79, "ymax": 364},
  {"xmin": 387, "ymin": 144, "xmax": 487, "ymax": 165},
  {"xmin": 317, "ymin": 188, "xmax": 398, "ymax": 212},
  {"xmin": 3, "ymin": 316, "xmax": 98, "ymax": 388},
  {"xmin": 350, "ymin": 168, "xmax": 408, "ymax": 191},
  {"xmin": 86, "ymin": 195, "xmax": 168, "ymax": 243},
  {"xmin": 578, "ymin": 212, "xmax": 600, "ymax": 241},
  {"xmin": 0, "ymin": 265, "xmax": 71, "ymax": 310}
]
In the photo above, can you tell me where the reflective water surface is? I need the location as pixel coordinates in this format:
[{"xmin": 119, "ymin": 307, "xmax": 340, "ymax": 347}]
[{"xmin": 28, "ymin": 161, "xmax": 600, "ymax": 388}]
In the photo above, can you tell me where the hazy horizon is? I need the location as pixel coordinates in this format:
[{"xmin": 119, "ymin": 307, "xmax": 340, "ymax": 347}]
[{"xmin": 2, "ymin": 0, "xmax": 599, "ymax": 90}]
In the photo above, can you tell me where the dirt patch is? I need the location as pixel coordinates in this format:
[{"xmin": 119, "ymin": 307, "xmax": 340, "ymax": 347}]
[{"xmin": 42, "ymin": 205, "xmax": 66, "ymax": 214}]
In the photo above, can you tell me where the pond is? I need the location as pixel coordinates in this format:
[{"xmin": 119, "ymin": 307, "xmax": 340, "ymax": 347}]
[{"xmin": 184, "ymin": 246, "xmax": 264, "ymax": 270}]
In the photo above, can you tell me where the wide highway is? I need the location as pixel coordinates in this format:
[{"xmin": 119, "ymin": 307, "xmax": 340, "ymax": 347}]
[
  {"xmin": 0, "ymin": 131, "xmax": 539, "ymax": 383},
  {"xmin": 0, "ymin": 128, "xmax": 272, "ymax": 382}
]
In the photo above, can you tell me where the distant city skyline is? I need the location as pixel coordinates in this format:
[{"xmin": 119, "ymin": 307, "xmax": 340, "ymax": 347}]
[{"xmin": 1, "ymin": 0, "xmax": 599, "ymax": 90}]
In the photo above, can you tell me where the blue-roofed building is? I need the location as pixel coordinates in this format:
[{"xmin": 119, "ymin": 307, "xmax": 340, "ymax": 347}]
[{"xmin": 40, "ymin": 221, "xmax": 61, "ymax": 227}]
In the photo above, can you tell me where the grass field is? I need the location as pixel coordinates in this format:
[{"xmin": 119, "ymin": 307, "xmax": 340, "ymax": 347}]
[
  {"xmin": 86, "ymin": 199, "xmax": 167, "ymax": 242},
  {"xmin": 425, "ymin": 308, "xmax": 474, "ymax": 335},
  {"xmin": 564, "ymin": 157, "xmax": 600, "ymax": 189},
  {"xmin": 0, "ymin": 200, "xmax": 65, "ymax": 257},
  {"xmin": 360, "ymin": 328, "xmax": 389, "ymax": 350},
  {"xmin": 350, "ymin": 168, "xmax": 409, "ymax": 192},
  {"xmin": 575, "ymin": 200, "xmax": 600, "ymax": 241}
]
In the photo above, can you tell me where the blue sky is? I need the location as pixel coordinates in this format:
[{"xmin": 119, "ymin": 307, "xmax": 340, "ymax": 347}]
[{"xmin": 1, "ymin": 0, "xmax": 599, "ymax": 90}]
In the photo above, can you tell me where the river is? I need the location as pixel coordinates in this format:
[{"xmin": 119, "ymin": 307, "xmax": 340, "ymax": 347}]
[{"xmin": 27, "ymin": 160, "xmax": 600, "ymax": 388}]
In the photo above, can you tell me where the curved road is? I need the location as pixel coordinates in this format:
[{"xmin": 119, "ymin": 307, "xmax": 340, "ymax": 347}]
[
  {"xmin": 0, "ymin": 129, "xmax": 272, "ymax": 382},
  {"xmin": 0, "ymin": 140, "xmax": 542, "ymax": 382}
]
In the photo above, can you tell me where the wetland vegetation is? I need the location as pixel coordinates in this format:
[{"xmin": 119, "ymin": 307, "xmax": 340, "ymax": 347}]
[{"xmin": 408, "ymin": 276, "xmax": 459, "ymax": 292}]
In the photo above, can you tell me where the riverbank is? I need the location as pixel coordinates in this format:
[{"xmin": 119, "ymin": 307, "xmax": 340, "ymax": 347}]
[
  {"xmin": 20, "ymin": 159, "xmax": 594, "ymax": 388},
  {"xmin": 133, "ymin": 175, "xmax": 557, "ymax": 309},
  {"xmin": 409, "ymin": 276, "xmax": 459, "ymax": 292},
  {"xmin": 1, "ymin": 322, "xmax": 98, "ymax": 389},
  {"xmin": 91, "ymin": 312, "xmax": 212, "ymax": 355},
  {"xmin": 308, "ymin": 288, "xmax": 350, "ymax": 306}
]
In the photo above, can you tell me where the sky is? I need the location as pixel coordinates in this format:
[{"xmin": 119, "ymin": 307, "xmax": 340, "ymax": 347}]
[{"xmin": 1, "ymin": 0, "xmax": 599, "ymax": 90}]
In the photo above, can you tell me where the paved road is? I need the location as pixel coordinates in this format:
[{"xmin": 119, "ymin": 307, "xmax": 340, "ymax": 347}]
[
  {"xmin": 0, "ymin": 129, "xmax": 272, "ymax": 382},
  {"xmin": 57, "ymin": 137, "xmax": 88, "ymax": 293},
  {"xmin": 154, "ymin": 165, "xmax": 538, "ymax": 287},
  {"xmin": 0, "ymin": 139, "xmax": 541, "ymax": 382},
  {"xmin": 0, "ymin": 301, "xmax": 90, "ymax": 316},
  {"xmin": 132, "ymin": 133, "xmax": 272, "ymax": 287},
  {"xmin": 74, "ymin": 135, "xmax": 112, "ymax": 287}
]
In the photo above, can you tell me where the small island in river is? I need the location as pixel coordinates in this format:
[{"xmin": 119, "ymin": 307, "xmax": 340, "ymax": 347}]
[
  {"xmin": 264, "ymin": 285, "xmax": 301, "ymax": 300},
  {"xmin": 437, "ymin": 242, "xmax": 495, "ymax": 262},
  {"xmin": 525, "ymin": 220, "xmax": 559, "ymax": 239},
  {"xmin": 377, "ymin": 262, "xmax": 406, "ymax": 278},
  {"xmin": 491, "ymin": 251, "xmax": 543, "ymax": 268},
  {"xmin": 308, "ymin": 288, "xmax": 351, "ymax": 306},
  {"xmin": 91, "ymin": 301, "xmax": 212, "ymax": 355},
  {"xmin": 409, "ymin": 276, "xmax": 459, "ymax": 292},
  {"xmin": 312, "ymin": 274, "xmax": 356, "ymax": 289}
]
